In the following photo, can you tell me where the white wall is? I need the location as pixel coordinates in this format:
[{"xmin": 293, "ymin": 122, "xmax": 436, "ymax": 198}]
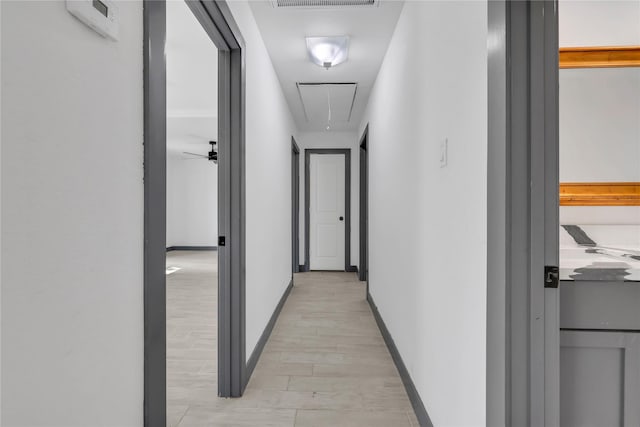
[
  {"xmin": 296, "ymin": 131, "xmax": 359, "ymax": 267},
  {"xmin": 166, "ymin": 152, "xmax": 218, "ymax": 247},
  {"xmin": 0, "ymin": 2, "xmax": 3, "ymax": 420},
  {"xmin": 560, "ymin": 68, "xmax": 640, "ymax": 183},
  {"xmin": 357, "ymin": 2, "xmax": 487, "ymax": 425},
  {"xmin": 559, "ymin": 0, "xmax": 640, "ymax": 225},
  {"xmin": 165, "ymin": 0, "xmax": 218, "ymax": 248},
  {"xmin": 1, "ymin": 1, "xmax": 143, "ymax": 425},
  {"xmin": 226, "ymin": 1, "xmax": 299, "ymax": 359},
  {"xmin": 559, "ymin": 0, "xmax": 640, "ymax": 47}
]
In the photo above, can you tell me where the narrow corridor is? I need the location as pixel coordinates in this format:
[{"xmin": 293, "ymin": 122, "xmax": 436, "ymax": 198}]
[{"xmin": 169, "ymin": 262, "xmax": 418, "ymax": 426}]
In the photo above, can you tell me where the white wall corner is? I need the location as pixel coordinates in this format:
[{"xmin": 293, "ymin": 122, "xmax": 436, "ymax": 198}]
[
  {"xmin": 0, "ymin": 0, "xmax": 3, "ymax": 421},
  {"xmin": 226, "ymin": 0, "xmax": 301, "ymax": 360}
]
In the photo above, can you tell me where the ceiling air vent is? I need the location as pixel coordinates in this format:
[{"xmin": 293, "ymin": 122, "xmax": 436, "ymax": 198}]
[{"xmin": 272, "ymin": 0, "xmax": 378, "ymax": 8}]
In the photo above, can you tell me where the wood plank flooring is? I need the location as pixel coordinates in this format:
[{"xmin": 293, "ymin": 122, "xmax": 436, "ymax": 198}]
[
  {"xmin": 167, "ymin": 251, "xmax": 418, "ymax": 426},
  {"xmin": 167, "ymin": 250, "xmax": 218, "ymax": 426}
]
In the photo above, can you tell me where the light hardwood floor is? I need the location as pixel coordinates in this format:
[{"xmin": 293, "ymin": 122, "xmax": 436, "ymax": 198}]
[
  {"xmin": 167, "ymin": 250, "xmax": 218, "ymax": 426},
  {"xmin": 167, "ymin": 252, "xmax": 418, "ymax": 426}
]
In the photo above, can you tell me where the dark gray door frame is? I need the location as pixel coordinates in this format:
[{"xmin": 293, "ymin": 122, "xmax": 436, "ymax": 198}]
[
  {"xmin": 304, "ymin": 149, "xmax": 351, "ymax": 272},
  {"xmin": 359, "ymin": 125, "xmax": 368, "ymax": 285},
  {"xmin": 486, "ymin": 1, "xmax": 559, "ymax": 426},
  {"xmin": 292, "ymin": 138, "xmax": 300, "ymax": 273},
  {"xmin": 144, "ymin": 1, "xmax": 246, "ymax": 425},
  {"xmin": 143, "ymin": 3, "xmax": 167, "ymax": 425}
]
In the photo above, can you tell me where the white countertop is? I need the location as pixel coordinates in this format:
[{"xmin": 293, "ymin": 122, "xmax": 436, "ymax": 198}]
[{"xmin": 560, "ymin": 225, "xmax": 640, "ymax": 281}]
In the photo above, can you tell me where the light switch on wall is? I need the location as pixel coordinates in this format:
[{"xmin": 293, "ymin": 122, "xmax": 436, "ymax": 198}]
[{"xmin": 440, "ymin": 138, "xmax": 448, "ymax": 168}]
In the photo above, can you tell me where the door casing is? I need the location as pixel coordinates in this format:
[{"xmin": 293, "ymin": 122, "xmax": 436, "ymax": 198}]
[
  {"xmin": 486, "ymin": 1, "xmax": 560, "ymax": 426},
  {"xmin": 143, "ymin": 1, "xmax": 246, "ymax": 426},
  {"xmin": 292, "ymin": 138, "xmax": 300, "ymax": 273},
  {"xmin": 304, "ymin": 149, "xmax": 351, "ymax": 272},
  {"xmin": 359, "ymin": 125, "xmax": 369, "ymax": 285}
]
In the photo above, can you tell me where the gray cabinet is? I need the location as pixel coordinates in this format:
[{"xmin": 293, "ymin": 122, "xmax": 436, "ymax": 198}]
[
  {"xmin": 561, "ymin": 331, "xmax": 640, "ymax": 427},
  {"xmin": 560, "ymin": 280, "xmax": 640, "ymax": 427}
]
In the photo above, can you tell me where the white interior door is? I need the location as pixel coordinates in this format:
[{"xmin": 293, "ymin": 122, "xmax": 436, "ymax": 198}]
[{"xmin": 310, "ymin": 154, "xmax": 345, "ymax": 271}]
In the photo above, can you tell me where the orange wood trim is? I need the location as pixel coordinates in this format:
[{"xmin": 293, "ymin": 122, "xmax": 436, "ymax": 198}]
[
  {"xmin": 560, "ymin": 182, "xmax": 640, "ymax": 206},
  {"xmin": 559, "ymin": 46, "xmax": 640, "ymax": 69}
]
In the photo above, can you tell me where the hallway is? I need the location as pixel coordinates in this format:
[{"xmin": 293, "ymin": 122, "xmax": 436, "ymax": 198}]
[
  {"xmin": 170, "ymin": 265, "xmax": 418, "ymax": 426},
  {"xmin": 1, "ymin": 1, "xmax": 492, "ymax": 425}
]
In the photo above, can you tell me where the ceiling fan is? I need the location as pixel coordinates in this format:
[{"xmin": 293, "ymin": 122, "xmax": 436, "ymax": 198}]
[{"xmin": 182, "ymin": 141, "xmax": 218, "ymax": 164}]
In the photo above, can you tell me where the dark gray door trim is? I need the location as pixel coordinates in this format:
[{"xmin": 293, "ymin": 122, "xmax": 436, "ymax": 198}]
[
  {"xmin": 304, "ymin": 149, "xmax": 351, "ymax": 272},
  {"xmin": 143, "ymin": 2, "xmax": 167, "ymax": 425},
  {"xmin": 486, "ymin": 3, "xmax": 508, "ymax": 424},
  {"xmin": 143, "ymin": 1, "xmax": 246, "ymax": 425},
  {"xmin": 358, "ymin": 125, "xmax": 369, "ymax": 286},
  {"xmin": 486, "ymin": 1, "xmax": 559, "ymax": 426},
  {"xmin": 211, "ymin": 0, "xmax": 247, "ymax": 398},
  {"xmin": 292, "ymin": 138, "xmax": 300, "ymax": 273}
]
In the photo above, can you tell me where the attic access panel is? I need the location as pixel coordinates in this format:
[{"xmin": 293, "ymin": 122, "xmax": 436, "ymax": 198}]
[
  {"xmin": 272, "ymin": 0, "xmax": 378, "ymax": 8},
  {"xmin": 297, "ymin": 83, "xmax": 358, "ymax": 127}
]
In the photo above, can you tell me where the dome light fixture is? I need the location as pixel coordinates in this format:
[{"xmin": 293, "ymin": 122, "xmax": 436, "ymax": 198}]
[{"xmin": 306, "ymin": 36, "xmax": 349, "ymax": 70}]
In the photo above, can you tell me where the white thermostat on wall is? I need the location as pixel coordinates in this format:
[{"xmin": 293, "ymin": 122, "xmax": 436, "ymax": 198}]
[{"xmin": 66, "ymin": 0, "xmax": 119, "ymax": 41}]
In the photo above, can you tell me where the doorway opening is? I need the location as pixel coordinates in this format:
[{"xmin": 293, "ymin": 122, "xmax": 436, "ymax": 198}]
[
  {"xmin": 164, "ymin": 2, "xmax": 219, "ymax": 425},
  {"xmin": 144, "ymin": 1, "xmax": 246, "ymax": 425},
  {"xmin": 359, "ymin": 125, "xmax": 369, "ymax": 285},
  {"xmin": 292, "ymin": 138, "xmax": 300, "ymax": 273},
  {"xmin": 304, "ymin": 149, "xmax": 351, "ymax": 272},
  {"xmin": 557, "ymin": 2, "xmax": 640, "ymax": 425}
]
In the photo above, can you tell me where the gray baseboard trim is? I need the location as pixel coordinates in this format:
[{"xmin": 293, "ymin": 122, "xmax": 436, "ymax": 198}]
[
  {"xmin": 245, "ymin": 277, "xmax": 294, "ymax": 382},
  {"xmin": 166, "ymin": 246, "xmax": 217, "ymax": 252},
  {"xmin": 368, "ymin": 292, "xmax": 433, "ymax": 427},
  {"xmin": 297, "ymin": 265, "xmax": 358, "ymax": 273}
]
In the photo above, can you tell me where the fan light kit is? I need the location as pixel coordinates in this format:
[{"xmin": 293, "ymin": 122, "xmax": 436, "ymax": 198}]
[
  {"xmin": 306, "ymin": 36, "xmax": 349, "ymax": 69},
  {"xmin": 182, "ymin": 141, "xmax": 218, "ymax": 164}
]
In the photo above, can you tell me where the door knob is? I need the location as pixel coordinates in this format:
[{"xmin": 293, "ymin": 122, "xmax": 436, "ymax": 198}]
[{"xmin": 339, "ymin": 216, "xmax": 344, "ymax": 221}]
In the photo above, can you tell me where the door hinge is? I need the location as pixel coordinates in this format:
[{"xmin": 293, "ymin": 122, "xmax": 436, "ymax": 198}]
[
  {"xmin": 218, "ymin": 236, "xmax": 226, "ymax": 247},
  {"xmin": 544, "ymin": 265, "xmax": 559, "ymax": 288}
]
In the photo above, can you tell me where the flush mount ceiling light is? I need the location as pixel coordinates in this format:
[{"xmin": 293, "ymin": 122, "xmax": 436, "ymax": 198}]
[{"xmin": 306, "ymin": 36, "xmax": 349, "ymax": 70}]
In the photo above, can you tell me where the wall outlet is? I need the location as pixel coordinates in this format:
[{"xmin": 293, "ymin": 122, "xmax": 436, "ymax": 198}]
[{"xmin": 440, "ymin": 138, "xmax": 448, "ymax": 168}]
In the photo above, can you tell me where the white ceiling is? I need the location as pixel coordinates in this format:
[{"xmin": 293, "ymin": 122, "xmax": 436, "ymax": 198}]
[
  {"xmin": 166, "ymin": 0, "xmax": 218, "ymax": 155},
  {"xmin": 249, "ymin": 0, "xmax": 404, "ymax": 132}
]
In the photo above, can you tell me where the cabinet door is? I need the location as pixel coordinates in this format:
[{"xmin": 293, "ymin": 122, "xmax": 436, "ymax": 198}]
[{"xmin": 561, "ymin": 331, "xmax": 640, "ymax": 427}]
